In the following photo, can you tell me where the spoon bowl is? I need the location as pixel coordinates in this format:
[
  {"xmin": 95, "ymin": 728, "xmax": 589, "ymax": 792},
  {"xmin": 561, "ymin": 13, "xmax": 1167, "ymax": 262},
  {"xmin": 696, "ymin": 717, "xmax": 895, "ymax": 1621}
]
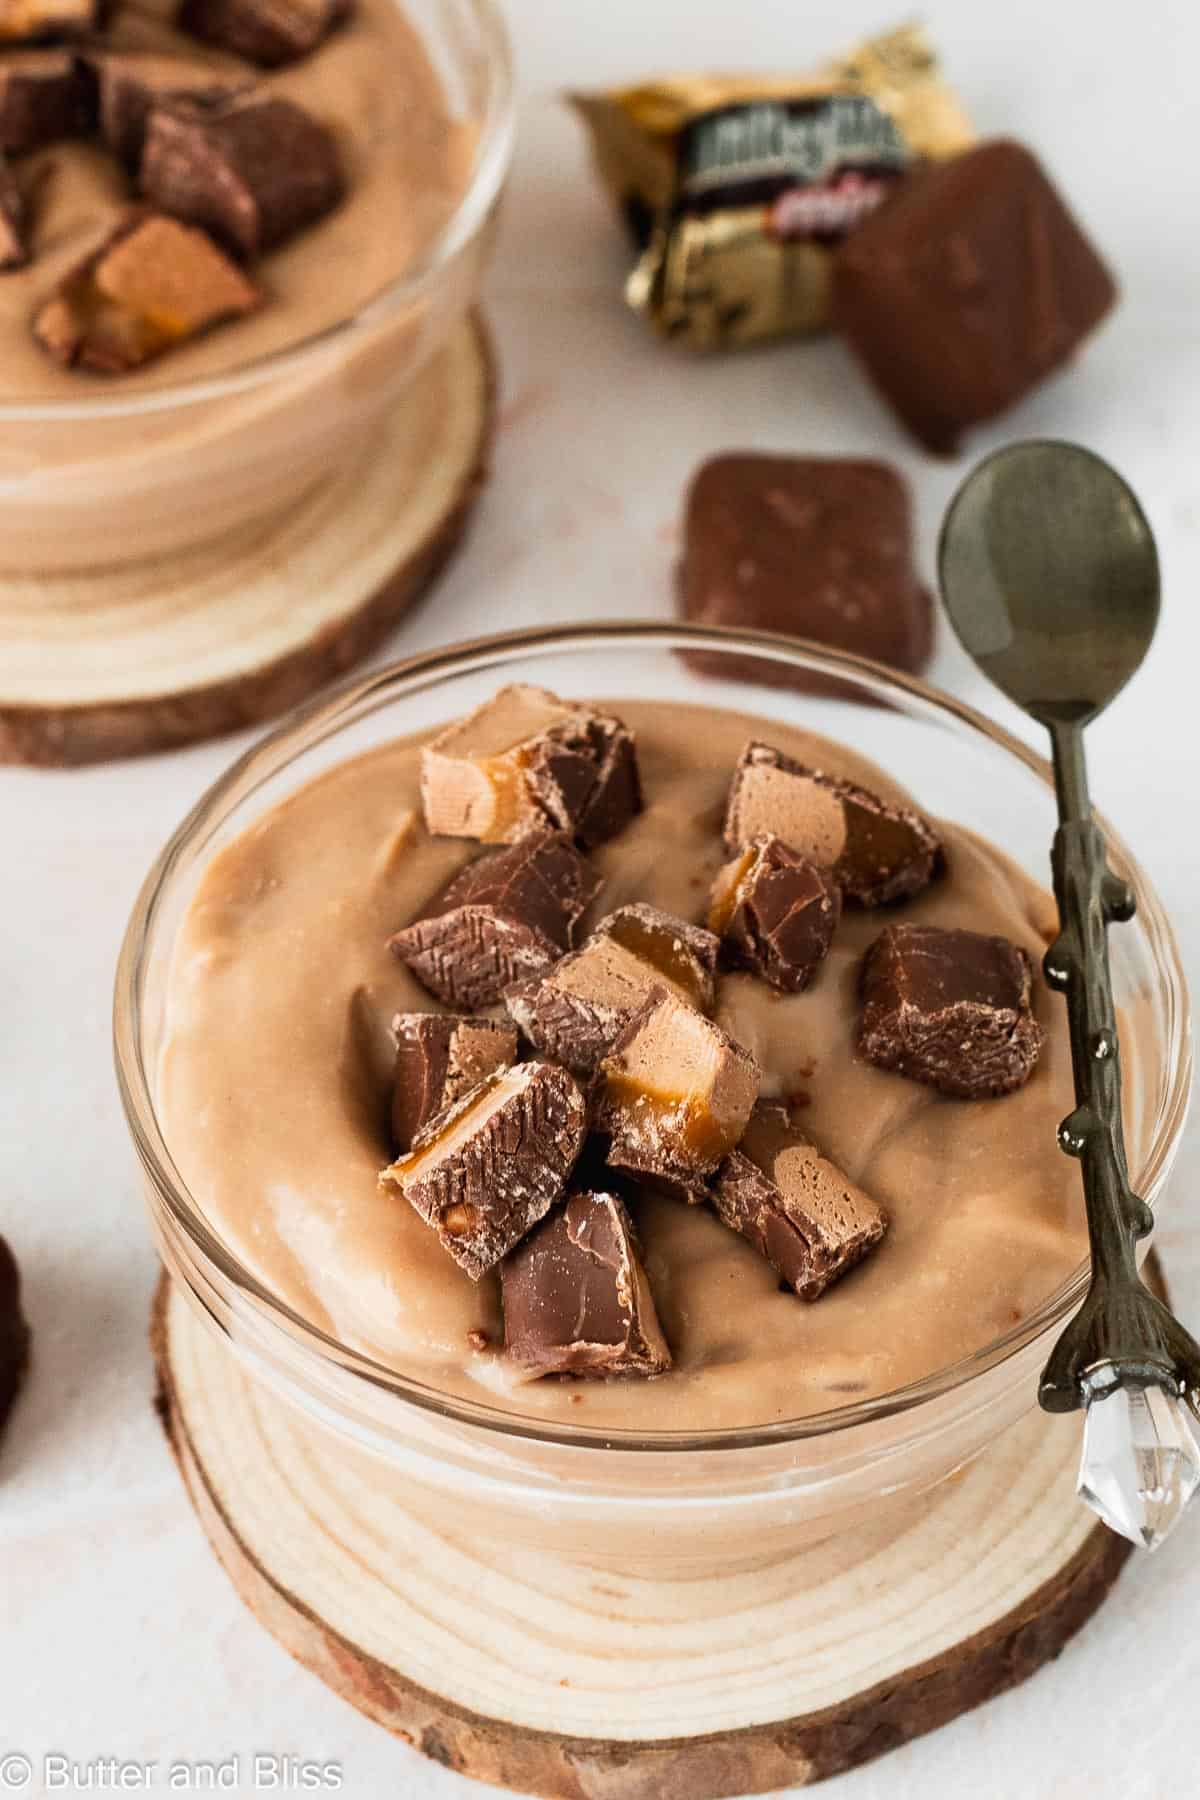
[{"xmin": 937, "ymin": 440, "xmax": 1161, "ymax": 727}]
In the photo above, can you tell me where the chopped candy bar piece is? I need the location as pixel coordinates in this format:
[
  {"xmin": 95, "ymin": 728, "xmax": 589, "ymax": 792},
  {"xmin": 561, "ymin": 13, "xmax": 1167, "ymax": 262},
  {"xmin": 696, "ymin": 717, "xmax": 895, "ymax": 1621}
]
[
  {"xmin": 379, "ymin": 1060, "xmax": 587, "ymax": 1280},
  {"xmin": 0, "ymin": 50, "xmax": 96, "ymax": 153},
  {"xmin": 0, "ymin": 0, "xmax": 98, "ymax": 44},
  {"xmin": 387, "ymin": 829, "xmax": 601, "ymax": 1010},
  {"xmin": 858, "ymin": 923, "xmax": 1044, "ymax": 1098},
  {"xmin": 177, "ymin": 0, "xmax": 350, "ymax": 68},
  {"xmin": 32, "ymin": 210, "xmax": 260, "ymax": 373},
  {"xmin": 390, "ymin": 1012, "xmax": 517, "ymax": 1154},
  {"xmin": 420, "ymin": 682, "xmax": 641, "ymax": 849},
  {"xmin": 0, "ymin": 156, "xmax": 27, "ymax": 267},
  {"xmin": 712, "ymin": 1102, "xmax": 887, "ymax": 1300},
  {"xmin": 723, "ymin": 740, "xmax": 942, "ymax": 906},
  {"xmin": 507, "ymin": 904, "xmax": 716, "ymax": 1079},
  {"xmin": 709, "ymin": 834, "xmax": 840, "ymax": 992},
  {"xmin": 91, "ymin": 51, "xmax": 248, "ymax": 167},
  {"xmin": 501, "ymin": 1191, "xmax": 672, "ymax": 1378},
  {"xmin": 140, "ymin": 94, "xmax": 343, "ymax": 257},
  {"xmin": 596, "ymin": 990, "xmax": 759, "ymax": 1191}
]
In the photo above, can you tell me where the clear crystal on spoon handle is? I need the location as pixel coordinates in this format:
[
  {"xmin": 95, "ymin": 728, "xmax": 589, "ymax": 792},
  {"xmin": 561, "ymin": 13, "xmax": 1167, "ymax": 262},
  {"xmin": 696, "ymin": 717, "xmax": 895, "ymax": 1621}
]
[{"xmin": 1077, "ymin": 1383, "xmax": 1200, "ymax": 1550}]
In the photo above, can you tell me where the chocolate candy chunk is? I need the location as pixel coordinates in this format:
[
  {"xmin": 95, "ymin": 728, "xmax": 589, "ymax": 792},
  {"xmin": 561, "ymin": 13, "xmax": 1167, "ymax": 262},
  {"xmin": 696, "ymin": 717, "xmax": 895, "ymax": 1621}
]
[
  {"xmin": 390, "ymin": 1011, "xmax": 517, "ymax": 1154},
  {"xmin": 0, "ymin": 156, "xmax": 26, "ymax": 267},
  {"xmin": 712, "ymin": 1103, "xmax": 886, "ymax": 1300},
  {"xmin": 178, "ymin": 0, "xmax": 349, "ymax": 67},
  {"xmin": 141, "ymin": 95, "xmax": 344, "ymax": 258},
  {"xmin": 91, "ymin": 52, "xmax": 248, "ymax": 168},
  {"xmin": 832, "ymin": 140, "xmax": 1117, "ymax": 455},
  {"xmin": 724, "ymin": 741, "xmax": 942, "ymax": 907},
  {"xmin": 388, "ymin": 829, "xmax": 602, "ymax": 1011},
  {"xmin": 709, "ymin": 834, "xmax": 840, "ymax": 993},
  {"xmin": 859, "ymin": 922, "xmax": 1044, "ymax": 1098},
  {"xmin": 0, "ymin": 50, "xmax": 95, "ymax": 153},
  {"xmin": 33, "ymin": 210, "xmax": 260, "ymax": 373},
  {"xmin": 678, "ymin": 455, "xmax": 932, "ymax": 688},
  {"xmin": 421, "ymin": 684, "xmax": 641, "ymax": 849},
  {"xmin": 507, "ymin": 904, "xmax": 718, "ymax": 1078},
  {"xmin": 501, "ymin": 1191, "xmax": 672, "ymax": 1379},
  {"xmin": 379, "ymin": 1061, "xmax": 588, "ymax": 1280},
  {"xmin": 0, "ymin": 0, "xmax": 97, "ymax": 44},
  {"xmin": 0, "ymin": 1234, "xmax": 30, "ymax": 1437},
  {"xmin": 596, "ymin": 990, "xmax": 759, "ymax": 1192}
]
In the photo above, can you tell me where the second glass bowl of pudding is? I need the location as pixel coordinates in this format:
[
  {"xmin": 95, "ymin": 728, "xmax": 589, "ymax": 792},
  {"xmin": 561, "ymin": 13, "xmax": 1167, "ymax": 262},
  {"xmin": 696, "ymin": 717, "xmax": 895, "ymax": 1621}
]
[
  {"xmin": 116, "ymin": 623, "xmax": 1190, "ymax": 1563},
  {"xmin": 0, "ymin": 0, "xmax": 513, "ymax": 573}
]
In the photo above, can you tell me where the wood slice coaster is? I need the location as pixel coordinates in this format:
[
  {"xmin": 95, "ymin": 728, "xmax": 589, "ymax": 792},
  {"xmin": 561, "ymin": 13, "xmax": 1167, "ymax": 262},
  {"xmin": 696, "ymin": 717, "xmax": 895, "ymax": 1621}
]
[
  {"xmin": 0, "ymin": 313, "xmax": 494, "ymax": 768},
  {"xmin": 152, "ymin": 1272, "xmax": 1142, "ymax": 1799}
]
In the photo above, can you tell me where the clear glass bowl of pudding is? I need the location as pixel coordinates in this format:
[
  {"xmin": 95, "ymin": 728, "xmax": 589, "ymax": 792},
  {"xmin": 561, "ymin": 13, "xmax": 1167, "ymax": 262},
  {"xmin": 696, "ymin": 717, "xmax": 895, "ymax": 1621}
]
[
  {"xmin": 0, "ymin": 0, "xmax": 513, "ymax": 574},
  {"xmin": 115, "ymin": 622, "xmax": 1190, "ymax": 1575}
]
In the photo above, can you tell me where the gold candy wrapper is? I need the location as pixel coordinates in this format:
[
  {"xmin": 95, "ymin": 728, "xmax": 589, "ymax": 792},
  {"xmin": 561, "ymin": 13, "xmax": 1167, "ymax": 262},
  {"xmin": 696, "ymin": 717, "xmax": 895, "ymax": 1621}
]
[{"xmin": 570, "ymin": 25, "xmax": 974, "ymax": 349}]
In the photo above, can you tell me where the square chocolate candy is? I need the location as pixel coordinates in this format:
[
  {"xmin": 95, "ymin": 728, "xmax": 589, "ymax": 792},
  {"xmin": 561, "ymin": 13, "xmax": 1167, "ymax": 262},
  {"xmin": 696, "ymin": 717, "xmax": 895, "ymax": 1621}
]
[
  {"xmin": 501, "ymin": 1191, "xmax": 672, "ymax": 1379},
  {"xmin": 712, "ymin": 1102, "xmax": 887, "ymax": 1300},
  {"xmin": 832, "ymin": 139, "xmax": 1117, "ymax": 455},
  {"xmin": 420, "ymin": 683, "xmax": 641, "ymax": 849},
  {"xmin": 678, "ymin": 454, "xmax": 932, "ymax": 687},
  {"xmin": 390, "ymin": 1012, "xmax": 517, "ymax": 1153},
  {"xmin": 388, "ymin": 829, "xmax": 601, "ymax": 1010},
  {"xmin": 724, "ymin": 740, "xmax": 942, "ymax": 907},
  {"xmin": 379, "ymin": 1060, "xmax": 587, "ymax": 1280},
  {"xmin": 596, "ymin": 990, "xmax": 759, "ymax": 1194},
  {"xmin": 708, "ymin": 834, "xmax": 841, "ymax": 993},
  {"xmin": 91, "ymin": 52, "xmax": 250, "ymax": 167},
  {"xmin": 858, "ymin": 923, "xmax": 1044, "ymax": 1098}
]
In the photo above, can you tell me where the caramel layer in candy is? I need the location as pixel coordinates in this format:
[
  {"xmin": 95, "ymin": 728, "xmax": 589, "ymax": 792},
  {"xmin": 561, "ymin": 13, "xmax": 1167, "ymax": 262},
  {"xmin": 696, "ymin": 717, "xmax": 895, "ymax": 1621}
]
[
  {"xmin": 0, "ymin": 50, "xmax": 95, "ymax": 153},
  {"xmin": 178, "ymin": 0, "xmax": 350, "ymax": 68},
  {"xmin": 32, "ymin": 210, "xmax": 260, "ymax": 373},
  {"xmin": 709, "ymin": 834, "xmax": 840, "ymax": 993},
  {"xmin": 501, "ymin": 1191, "xmax": 672, "ymax": 1379},
  {"xmin": 723, "ymin": 740, "xmax": 941, "ymax": 906},
  {"xmin": 390, "ymin": 1012, "xmax": 517, "ymax": 1154},
  {"xmin": 0, "ymin": 156, "xmax": 26, "ymax": 267},
  {"xmin": 712, "ymin": 1102, "xmax": 886, "ymax": 1300},
  {"xmin": 832, "ymin": 139, "xmax": 1117, "ymax": 455},
  {"xmin": 92, "ymin": 52, "xmax": 248, "ymax": 167},
  {"xmin": 859, "ymin": 923, "xmax": 1044, "ymax": 1098},
  {"xmin": 678, "ymin": 455, "xmax": 932, "ymax": 689},
  {"xmin": 506, "ymin": 903, "xmax": 718, "ymax": 1077},
  {"xmin": 0, "ymin": 0, "xmax": 97, "ymax": 44},
  {"xmin": 141, "ymin": 94, "xmax": 344, "ymax": 258},
  {"xmin": 380, "ymin": 1061, "xmax": 587, "ymax": 1280},
  {"xmin": 0, "ymin": 1233, "xmax": 30, "ymax": 1436},
  {"xmin": 388, "ymin": 829, "xmax": 601, "ymax": 1010},
  {"xmin": 420, "ymin": 683, "xmax": 642, "ymax": 849},
  {"xmin": 596, "ymin": 990, "xmax": 759, "ymax": 1191}
]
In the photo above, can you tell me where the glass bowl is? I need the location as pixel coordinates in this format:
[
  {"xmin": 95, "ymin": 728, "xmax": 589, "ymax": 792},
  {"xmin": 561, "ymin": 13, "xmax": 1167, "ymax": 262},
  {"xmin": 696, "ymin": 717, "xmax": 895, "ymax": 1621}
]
[
  {"xmin": 0, "ymin": 0, "xmax": 513, "ymax": 574},
  {"xmin": 114, "ymin": 623, "xmax": 1191, "ymax": 1568}
]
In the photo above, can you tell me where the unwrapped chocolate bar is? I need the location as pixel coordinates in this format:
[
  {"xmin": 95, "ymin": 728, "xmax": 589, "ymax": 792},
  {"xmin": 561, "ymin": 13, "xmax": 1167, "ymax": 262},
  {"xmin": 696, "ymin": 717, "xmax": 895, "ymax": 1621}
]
[
  {"xmin": 420, "ymin": 683, "xmax": 641, "ymax": 848},
  {"xmin": 709, "ymin": 834, "xmax": 840, "ymax": 992},
  {"xmin": 390, "ymin": 1011, "xmax": 517, "ymax": 1153},
  {"xmin": 712, "ymin": 1102, "xmax": 886, "ymax": 1299},
  {"xmin": 506, "ymin": 903, "xmax": 718, "ymax": 1077},
  {"xmin": 0, "ymin": 50, "xmax": 96, "ymax": 153},
  {"xmin": 380, "ymin": 1060, "xmax": 587, "ymax": 1279},
  {"xmin": 32, "ymin": 210, "xmax": 260, "ymax": 372},
  {"xmin": 724, "ymin": 740, "xmax": 942, "ymax": 906},
  {"xmin": 178, "ymin": 0, "xmax": 350, "ymax": 67},
  {"xmin": 596, "ymin": 990, "xmax": 759, "ymax": 1192},
  {"xmin": 140, "ymin": 94, "xmax": 343, "ymax": 257},
  {"xmin": 502, "ymin": 1191, "xmax": 672, "ymax": 1378},
  {"xmin": 571, "ymin": 24, "xmax": 972, "ymax": 349},
  {"xmin": 388, "ymin": 829, "xmax": 602, "ymax": 1010},
  {"xmin": 859, "ymin": 923, "xmax": 1044, "ymax": 1099}
]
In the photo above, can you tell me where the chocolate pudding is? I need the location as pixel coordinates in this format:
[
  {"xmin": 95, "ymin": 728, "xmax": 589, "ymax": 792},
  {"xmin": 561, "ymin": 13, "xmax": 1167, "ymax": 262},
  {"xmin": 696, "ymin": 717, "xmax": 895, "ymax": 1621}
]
[{"xmin": 158, "ymin": 698, "xmax": 1092, "ymax": 1432}]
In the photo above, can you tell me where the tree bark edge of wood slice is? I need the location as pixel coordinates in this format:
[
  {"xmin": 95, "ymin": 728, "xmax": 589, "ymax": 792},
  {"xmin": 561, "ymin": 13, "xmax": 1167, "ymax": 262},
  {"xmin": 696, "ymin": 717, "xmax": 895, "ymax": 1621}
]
[
  {"xmin": 0, "ymin": 312, "xmax": 495, "ymax": 769},
  {"xmin": 152, "ymin": 1265, "xmax": 1153, "ymax": 1798}
]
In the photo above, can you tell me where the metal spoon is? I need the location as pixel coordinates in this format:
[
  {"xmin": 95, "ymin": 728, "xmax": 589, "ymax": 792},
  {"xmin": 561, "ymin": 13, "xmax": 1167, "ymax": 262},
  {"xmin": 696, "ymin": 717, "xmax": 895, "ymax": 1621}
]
[{"xmin": 938, "ymin": 439, "xmax": 1200, "ymax": 1549}]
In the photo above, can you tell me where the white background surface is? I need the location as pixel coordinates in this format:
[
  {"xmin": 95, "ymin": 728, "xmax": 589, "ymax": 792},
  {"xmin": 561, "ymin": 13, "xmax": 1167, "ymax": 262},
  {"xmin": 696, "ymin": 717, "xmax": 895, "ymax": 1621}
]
[{"xmin": 4, "ymin": 2, "xmax": 1200, "ymax": 1796}]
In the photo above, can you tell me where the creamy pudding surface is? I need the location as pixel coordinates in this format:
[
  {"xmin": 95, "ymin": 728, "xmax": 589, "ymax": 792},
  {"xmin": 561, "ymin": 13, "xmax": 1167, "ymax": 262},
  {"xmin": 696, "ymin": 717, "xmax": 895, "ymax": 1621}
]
[{"xmin": 158, "ymin": 700, "xmax": 1090, "ymax": 1431}]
